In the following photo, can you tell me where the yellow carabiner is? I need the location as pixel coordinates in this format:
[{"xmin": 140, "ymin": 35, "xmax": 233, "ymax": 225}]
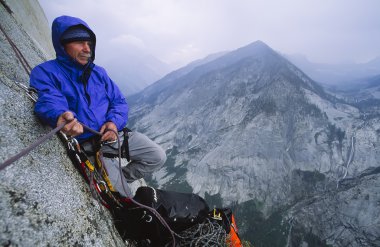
[{"xmin": 212, "ymin": 208, "xmax": 222, "ymax": 220}]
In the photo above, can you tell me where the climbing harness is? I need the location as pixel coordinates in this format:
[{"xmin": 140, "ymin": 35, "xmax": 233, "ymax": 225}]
[{"xmin": 63, "ymin": 134, "xmax": 131, "ymax": 206}]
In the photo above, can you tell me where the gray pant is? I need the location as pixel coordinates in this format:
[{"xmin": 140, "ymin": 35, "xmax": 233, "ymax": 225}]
[{"xmin": 122, "ymin": 131, "xmax": 166, "ymax": 182}]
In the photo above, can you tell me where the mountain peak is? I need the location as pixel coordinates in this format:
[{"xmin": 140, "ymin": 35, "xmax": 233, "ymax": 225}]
[
  {"xmin": 244, "ymin": 40, "xmax": 271, "ymax": 49},
  {"xmin": 227, "ymin": 40, "xmax": 276, "ymax": 60}
]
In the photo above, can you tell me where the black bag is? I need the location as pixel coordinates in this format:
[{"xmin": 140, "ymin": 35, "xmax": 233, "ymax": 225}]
[{"xmin": 114, "ymin": 186, "xmax": 210, "ymax": 245}]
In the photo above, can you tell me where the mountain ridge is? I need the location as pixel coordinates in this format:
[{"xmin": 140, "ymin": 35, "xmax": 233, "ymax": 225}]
[
  {"xmin": 286, "ymin": 53, "xmax": 380, "ymax": 86},
  {"xmin": 129, "ymin": 40, "xmax": 328, "ymax": 120}
]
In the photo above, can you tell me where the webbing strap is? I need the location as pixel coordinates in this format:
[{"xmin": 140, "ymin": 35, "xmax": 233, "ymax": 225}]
[{"xmin": 122, "ymin": 127, "xmax": 131, "ymax": 161}]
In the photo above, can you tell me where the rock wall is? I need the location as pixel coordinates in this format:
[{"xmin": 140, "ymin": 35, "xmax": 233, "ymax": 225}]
[
  {"xmin": 5, "ymin": 0, "xmax": 54, "ymax": 59},
  {"xmin": 0, "ymin": 1, "xmax": 128, "ymax": 246}
]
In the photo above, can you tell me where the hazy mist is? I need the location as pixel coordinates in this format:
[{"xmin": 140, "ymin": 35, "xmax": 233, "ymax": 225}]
[{"xmin": 39, "ymin": 0, "xmax": 380, "ymax": 69}]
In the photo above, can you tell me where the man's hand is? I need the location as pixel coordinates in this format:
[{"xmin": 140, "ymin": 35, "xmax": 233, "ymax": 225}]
[
  {"xmin": 57, "ymin": 111, "xmax": 83, "ymax": 137},
  {"xmin": 100, "ymin": 121, "xmax": 118, "ymax": 142}
]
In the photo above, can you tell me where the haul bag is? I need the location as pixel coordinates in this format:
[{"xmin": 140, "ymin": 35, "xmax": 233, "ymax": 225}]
[{"xmin": 114, "ymin": 186, "xmax": 210, "ymax": 244}]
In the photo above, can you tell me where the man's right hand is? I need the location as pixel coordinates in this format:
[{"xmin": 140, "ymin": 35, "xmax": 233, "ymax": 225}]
[{"xmin": 57, "ymin": 111, "xmax": 83, "ymax": 137}]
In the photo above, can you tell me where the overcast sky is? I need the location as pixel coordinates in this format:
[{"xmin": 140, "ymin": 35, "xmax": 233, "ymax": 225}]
[{"xmin": 39, "ymin": 0, "xmax": 380, "ymax": 68}]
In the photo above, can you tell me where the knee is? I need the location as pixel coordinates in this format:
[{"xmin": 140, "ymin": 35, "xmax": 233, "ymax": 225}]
[{"xmin": 152, "ymin": 146, "xmax": 167, "ymax": 170}]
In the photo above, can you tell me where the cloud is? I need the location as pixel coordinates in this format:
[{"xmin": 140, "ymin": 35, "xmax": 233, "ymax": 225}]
[
  {"xmin": 109, "ymin": 34, "xmax": 146, "ymax": 50},
  {"xmin": 163, "ymin": 43, "xmax": 202, "ymax": 66},
  {"xmin": 39, "ymin": 0, "xmax": 380, "ymax": 67}
]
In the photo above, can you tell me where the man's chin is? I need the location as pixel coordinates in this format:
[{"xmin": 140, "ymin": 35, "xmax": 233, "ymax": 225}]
[{"xmin": 77, "ymin": 58, "xmax": 89, "ymax": 65}]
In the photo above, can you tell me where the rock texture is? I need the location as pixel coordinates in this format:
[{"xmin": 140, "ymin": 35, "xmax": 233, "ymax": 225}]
[
  {"xmin": 129, "ymin": 41, "xmax": 380, "ymax": 246},
  {"xmin": 287, "ymin": 168, "xmax": 380, "ymax": 247},
  {"xmin": 5, "ymin": 0, "xmax": 55, "ymax": 59},
  {"xmin": 0, "ymin": 1, "xmax": 134, "ymax": 246}
]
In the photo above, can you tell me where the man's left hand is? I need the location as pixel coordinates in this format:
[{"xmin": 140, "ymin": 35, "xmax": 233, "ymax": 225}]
[{"xmin": 100, "ymin": 121, "xmax": 118, "ymax": 142}]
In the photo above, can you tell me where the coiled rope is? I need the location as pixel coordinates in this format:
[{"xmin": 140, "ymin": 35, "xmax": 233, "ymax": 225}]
[{"xmin": 173, "ymin": 218, "xmax": 228, "ymax": 247}]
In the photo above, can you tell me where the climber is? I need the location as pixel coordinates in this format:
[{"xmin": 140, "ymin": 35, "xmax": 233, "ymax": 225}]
[{"xmin": 29, "ymin": 15, "xmax": 166, "ymax": 184}]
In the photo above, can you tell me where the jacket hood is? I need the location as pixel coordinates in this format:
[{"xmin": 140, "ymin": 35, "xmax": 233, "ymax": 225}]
[{"xmin": 52, "ymin": 15, "xmax": 96, "ymax": 62}]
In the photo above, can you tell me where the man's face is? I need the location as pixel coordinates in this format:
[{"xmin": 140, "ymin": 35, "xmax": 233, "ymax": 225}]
[{"xmin": 64, "ymin": 41, "xmax": 92, "ymax": 65}]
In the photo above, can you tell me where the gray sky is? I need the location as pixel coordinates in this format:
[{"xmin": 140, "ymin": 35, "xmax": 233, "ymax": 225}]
[{"xmin": 39, "ymin": 0, "xmax": 380, "ymax": 68}]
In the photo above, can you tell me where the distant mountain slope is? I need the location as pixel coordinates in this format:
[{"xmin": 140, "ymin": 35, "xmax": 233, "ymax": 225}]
[
  {"xmin": 127, "ymin": 51, "xmax": 226, "ymax": 100},
  {"xmin": 329, "ymin": 74, "xmax": 380, "ymax": 115},
  {"xmin": 286, "ymin": 54, "xmax": 380, "ymax": 86},
  {"xmin": 97, "ymin": 50, "xmax": 172, "ymax": 96},
  {"xmin": 128, "ymin": 41, "xmax": 380, "ymax": 246}
]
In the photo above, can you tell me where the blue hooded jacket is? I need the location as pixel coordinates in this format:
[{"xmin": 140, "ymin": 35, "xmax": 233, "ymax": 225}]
[{"xmin": 30, "ymin": 16, "xmax": 128, "ymax": 142}]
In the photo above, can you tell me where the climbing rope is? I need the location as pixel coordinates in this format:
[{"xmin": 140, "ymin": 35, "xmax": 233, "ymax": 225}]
[
  {"xmin": 0, "ymin": 23, "xmax": 32, "ymax": 76},
  {"xmin": 0, "ymin": 122, "xmax": 67, "ymax": 171}
]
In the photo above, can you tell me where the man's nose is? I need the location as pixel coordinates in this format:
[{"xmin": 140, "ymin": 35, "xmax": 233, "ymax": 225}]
[{"xmin": 83, "ymin": 42, "xmax": 91, "ymax": 52}]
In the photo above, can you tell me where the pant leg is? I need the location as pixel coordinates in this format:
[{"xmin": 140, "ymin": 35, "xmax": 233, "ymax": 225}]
[{"xmin": 122, "ymin": 131, "xmax": 167, "ymax": 182}]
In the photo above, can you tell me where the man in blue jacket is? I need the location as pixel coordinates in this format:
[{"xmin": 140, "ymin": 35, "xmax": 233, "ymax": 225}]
[{"xmin": 30, "ymin": 16, "xmax": 166, "ymax": 185}]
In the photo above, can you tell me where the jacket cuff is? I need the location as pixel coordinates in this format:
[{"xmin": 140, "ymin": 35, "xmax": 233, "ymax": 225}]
[{"xmin": 106, "ymin": 116, "xmax": 125, "ymax": 131}]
